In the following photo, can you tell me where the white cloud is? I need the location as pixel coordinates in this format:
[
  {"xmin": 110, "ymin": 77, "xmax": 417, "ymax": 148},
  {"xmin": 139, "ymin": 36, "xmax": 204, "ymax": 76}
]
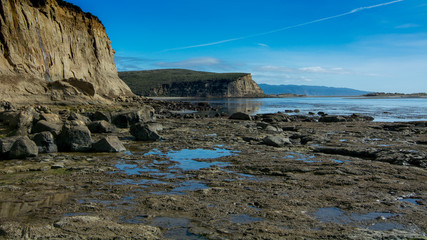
[
  {"xmin": 257, "ymin": 43, "xmax": 269, "ymax": 48},
  {"xmin": 156, "ymin": 57, "xmax": 223, "ymax": 68},
  {"xmin": 255, "ymin": 65, "xmax": 353, "ymax": 75}
]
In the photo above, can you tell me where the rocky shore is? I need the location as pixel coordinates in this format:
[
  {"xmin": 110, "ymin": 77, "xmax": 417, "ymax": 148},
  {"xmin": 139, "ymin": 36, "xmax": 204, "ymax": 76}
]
[{"xmin": 0, "ymin": 99, "xmax": 426, "ymax": 239}]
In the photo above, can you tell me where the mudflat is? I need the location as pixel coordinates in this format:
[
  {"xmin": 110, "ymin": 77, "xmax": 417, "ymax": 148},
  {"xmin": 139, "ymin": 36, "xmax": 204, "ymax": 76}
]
[{"xmin": 0, "ymin": 108, "xmax": 426, "ymax": 239}]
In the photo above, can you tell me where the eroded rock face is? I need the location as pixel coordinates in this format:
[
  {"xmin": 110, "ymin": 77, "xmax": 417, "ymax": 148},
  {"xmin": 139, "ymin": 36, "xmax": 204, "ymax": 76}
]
[
  {"xmin": 151, "ymin": 74, "xmax": 264, "ymax": 97},
  {"xmin": 0, "ymin": 0, "xmax": 133, "ymax": 102}
]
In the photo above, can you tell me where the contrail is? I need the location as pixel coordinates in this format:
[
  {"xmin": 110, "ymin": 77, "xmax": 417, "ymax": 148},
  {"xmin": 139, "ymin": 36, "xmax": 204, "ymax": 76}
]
[{"xmin": 163, "ymin": 0, "xmax": 404, "ymax": 51}]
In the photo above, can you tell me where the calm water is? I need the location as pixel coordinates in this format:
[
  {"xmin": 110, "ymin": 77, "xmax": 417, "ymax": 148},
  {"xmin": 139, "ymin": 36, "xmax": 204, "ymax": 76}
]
[{"xmin": 160, "ymin": 97, "xmax": 427, "ymax": 122}]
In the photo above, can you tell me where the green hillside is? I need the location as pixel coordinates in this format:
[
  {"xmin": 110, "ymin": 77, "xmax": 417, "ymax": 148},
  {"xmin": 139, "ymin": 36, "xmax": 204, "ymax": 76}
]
[{"xmin": 118, "ymin": 69, "xmax": 248, "ymax": 96}]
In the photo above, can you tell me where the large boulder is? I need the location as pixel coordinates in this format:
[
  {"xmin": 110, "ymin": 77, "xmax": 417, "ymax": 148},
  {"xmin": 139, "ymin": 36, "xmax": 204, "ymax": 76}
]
[
  {"xmin": 32, "ymin": 132, "xmax": 58, "ymax": 153},
  {"xmin": 57, "ymin": 124, "xmax": 93, "ymax": 152},
  {"xmin": 0, "ymin": 136, "xmax": 20, "ymax": 158},
  {"xmin": 319, "ymin": 115, "xmax": 347, "ymax": 123},
  {"xmin": 92, "ymin": 111, "xmax": 111, "ymax": 122},
  {"xmin": 112, "ymin": 106, "xmax": 155, "ymax": 128},
  {"xmin": 229, "ymin": 112, "xmax": 252, "ymax": 121},
  {"xmin": 32, "ymin": 120, "xmax": 63, "ymax": 136},
  {"xmin": 263, "ymin": 135, "xmax": 292, "ymax": 147},
  {"xmin": 9, "ymin": 136, "xmax": 38, "ymax": 159},
  {"xmin": 8, "ymin": 107, "xmax": 39, "ymax": 135},
  {"xmin": 92, "ymin": 136, "xmax": 126, "ymax": 152},
  {"xmin": 87, "ymin": 120, "xmax": 115, "ymax": 133},
  {"xmin": 130, "ymin": 123, "xmax": 161, "ymax": 141}
]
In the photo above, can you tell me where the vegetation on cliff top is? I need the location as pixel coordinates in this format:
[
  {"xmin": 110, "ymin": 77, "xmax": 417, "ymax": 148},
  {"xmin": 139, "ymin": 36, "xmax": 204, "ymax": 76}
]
[{"xmin": 119, "ymin": 69, "xmax": 249, "ymax": 96}]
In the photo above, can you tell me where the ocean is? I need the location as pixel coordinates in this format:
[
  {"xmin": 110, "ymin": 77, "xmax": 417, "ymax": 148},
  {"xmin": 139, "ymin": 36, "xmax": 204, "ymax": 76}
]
[{"xmin": 158, "ymin": 97, "xmax": 427, "ymax": 122}]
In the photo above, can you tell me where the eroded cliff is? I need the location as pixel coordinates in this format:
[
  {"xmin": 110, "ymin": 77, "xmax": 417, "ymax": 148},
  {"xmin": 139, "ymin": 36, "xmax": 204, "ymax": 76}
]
[
  {"xmin": 0, "ymin": 0, "xmax": 132, "ymax": 103},
  {"xmin": 119, "ymin": 69, "xmax": 265, "ymax": 97}
]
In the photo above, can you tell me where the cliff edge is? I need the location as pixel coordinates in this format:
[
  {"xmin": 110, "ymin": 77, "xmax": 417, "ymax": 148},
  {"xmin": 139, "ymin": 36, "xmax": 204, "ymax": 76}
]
[
  {"xmin": 119, "ymin": 69, "xmax": 265, "ymax": 98},
  {"xmin": 0, "ymin": 0, "xmax": 133, "ymax": 103}
]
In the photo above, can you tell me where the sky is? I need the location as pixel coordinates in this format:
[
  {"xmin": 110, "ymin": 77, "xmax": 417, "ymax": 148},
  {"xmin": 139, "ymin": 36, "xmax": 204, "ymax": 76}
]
[{"xmin": 65, "ymin": 0, "xmax": 427, "ymax": 93}]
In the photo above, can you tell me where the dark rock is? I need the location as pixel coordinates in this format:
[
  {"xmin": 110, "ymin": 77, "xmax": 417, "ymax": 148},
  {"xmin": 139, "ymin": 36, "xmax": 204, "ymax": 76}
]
[
  {"xmin": 258, "ymin": 113, "xmax": 289, "ymax": 123},
  {"xmin": 92, "ymin": 111, "xmax": 111, "ymax": 122},
  {"xmin": 0, "ymin": 111, "xmax": 18, "ymax": 124},
  {"xmin": 318, "ymin": 112, "xmax": 326, "ymax": 116},
  {"xmin": 32, "ymin": 120, "xmax": 62, "ymax": 136},
  {"xmin": 92, "ymin": 136, "xmax": 126, "ymax": 152},
  {"xmin": 229, "ymin": 112, "xmax": 252, "ymax": 121},
  {"xmin": 87, "ymin": 120, "xmax": 115, "ymax": 133},
  {"xmin": 112, "ymin": 106, "xmax": 155, "ymax": 128},
  {"xmin": 130, "ymin": 123, "xmax": 161, "ymax": 141},
  {"xmin": 0, "ymin": 136, "xmax": 20, "ymax": 158},
  {"xmin": 0, "ymin": 101, "xmax": 15, "ymax": 111},
  {"xmin": 319, "ymin": 115, "xmax": 346, "ymax": 123},
  {"xmin": 9, "ymin": 136, "xmax": 38, "ymax": 159},
  {"xmin": 57, "ymin": 124, "xmax": 93, "ymax": 152},
  {"xmin": 32, "ymin": 132, "xmax": 58, "ymax": 153},
  {"xmin": 263, "ymin": 135, "xmax": 292, "ymax": 147}
]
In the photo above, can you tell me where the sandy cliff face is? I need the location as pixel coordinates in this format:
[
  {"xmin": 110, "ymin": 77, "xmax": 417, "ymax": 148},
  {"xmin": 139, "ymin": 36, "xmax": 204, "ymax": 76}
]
[
  {"xmin": 152, "ymin": 74, "xmax": 264, "ymax": 97},
  {"xmin": 0, "ymin": 0, "xmax": 132, "ymax": 102},
  {"xmin": 226, "ymin": 74, "xmax": 264, "ymax": 97}
]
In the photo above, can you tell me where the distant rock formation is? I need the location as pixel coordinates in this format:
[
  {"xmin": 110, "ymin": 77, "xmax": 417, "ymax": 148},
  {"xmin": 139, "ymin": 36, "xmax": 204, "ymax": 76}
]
[
  {"xmin": 119, "ymin": 69, "xmax": 265, "ymax": 98},
  {"xmin": 152, "ymin": 74, "xmax": 264, "ymax": 97},
  {"xmin": 0, "ymin": 0, "xmax": 133, "ymax": 103}
]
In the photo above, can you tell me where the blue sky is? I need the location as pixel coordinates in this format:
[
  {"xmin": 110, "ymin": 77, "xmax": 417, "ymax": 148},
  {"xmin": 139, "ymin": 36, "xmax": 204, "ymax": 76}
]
[{"xmin": 66, "ymin": 0, "xmax": 427, "ymax": 93}]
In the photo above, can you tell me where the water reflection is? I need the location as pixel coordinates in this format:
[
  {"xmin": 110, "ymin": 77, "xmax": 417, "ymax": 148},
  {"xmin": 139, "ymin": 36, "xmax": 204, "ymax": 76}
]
[{"xmin": 0, "ymin": 193, "xmax": 70, "ymax": 218}]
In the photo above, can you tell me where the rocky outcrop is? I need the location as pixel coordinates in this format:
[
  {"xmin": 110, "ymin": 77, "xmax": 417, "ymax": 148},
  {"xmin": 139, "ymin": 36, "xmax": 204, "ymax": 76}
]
[
  {"xmin": 0, "ymin": 0, "xmax": 133, "ymax": 103},
  {"xmin": 152, "ymin": 74, "xmax": 264, "ymax": 97}
]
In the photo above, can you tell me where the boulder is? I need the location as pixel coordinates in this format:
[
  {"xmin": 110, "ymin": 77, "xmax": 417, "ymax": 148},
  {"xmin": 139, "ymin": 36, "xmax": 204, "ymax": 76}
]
[
  {"xmin": 0, "ymin": 136, "xmax": 20, "ymax": 158},
  {"xmin": 0, "ymin": 111, "xmax": 18, "ymax": 124},
  {"xmin": 229, "ymin": 112, "xmax": 252, "ymax": 121},
  {"xmin": 92, "ymin": 111, "xmax": 111, "ymax": 122},
  {"xmin": 263, "ymin": 135, "xmax": 292, "ymax": 147},
  {"xmin": 8, "ymin": 107, "xmax": 38, "ymax": 135},
  {"xmin": 258, "ymin": 113, "xmax": 288, "ymax": 123},
  {"xmin": 319, "ymin": 115, "xmax": 347, "ymax": 123},
  {"xmin": 9, "ymin": 136, "xmax": 38, "ymax": 159},
  {"xmin": 32, "ymin": 120, "xmax": 62, "ymax": 136},
  {"xmin": 32, "ymin": 132, "xmax": 58, "ymax": 153},
  {"xmin": 92, "ymin": 136, "xmax": 126, "ymax": 152},
  {"xmin": 87, "ymin": 120, "xmax": 115, "ymax": 133},
  {"xmin": 130, "ymin": 123, "xmax": 161, "ymax": 141},
  {"xmin": 57, "ymin": 124, "xmax": 93, "ymax": 152},
  {"xmin": 112, "ymin": 106, "xmax": 155, "ymax": 128}
]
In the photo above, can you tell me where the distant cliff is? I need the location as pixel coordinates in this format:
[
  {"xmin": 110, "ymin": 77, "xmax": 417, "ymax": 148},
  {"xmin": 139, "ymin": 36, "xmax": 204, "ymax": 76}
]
[
  {"xmin": 0, "ymin": 0, "xmax": 132, "ymax": 103},
  {"xmin": 119, "ymin": 69, "xmax": 265, "ymax": 98}
]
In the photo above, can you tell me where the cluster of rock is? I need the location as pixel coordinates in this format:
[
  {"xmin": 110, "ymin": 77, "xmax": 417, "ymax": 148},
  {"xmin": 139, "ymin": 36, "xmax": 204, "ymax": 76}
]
[
  {"xmin": 229, "ymin": 111, "xmax": 374, "ymax": 123},
  {"xmin": 0, "ymin": 102, "xmax": 161, "ymax": 160},
  {"xmin": 229, "ymin": 112, "xmax": 375, "ymax": 148}
]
